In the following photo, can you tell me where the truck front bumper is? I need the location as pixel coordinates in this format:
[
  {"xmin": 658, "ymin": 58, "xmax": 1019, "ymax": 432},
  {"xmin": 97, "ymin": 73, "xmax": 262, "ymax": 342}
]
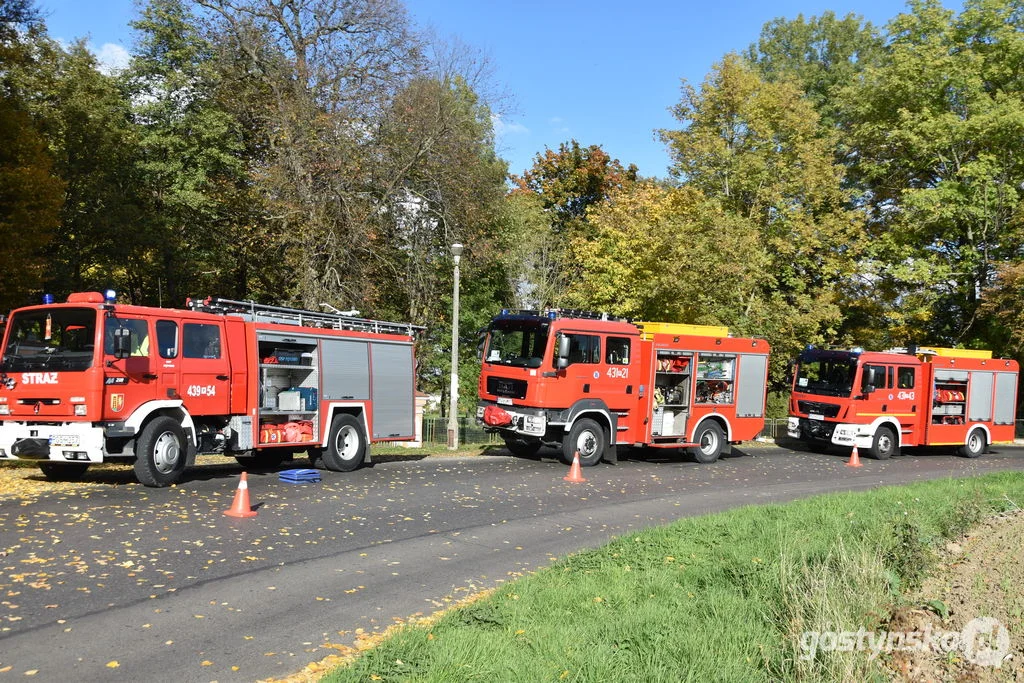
[
  {"xmin": 789, "ymin": 417, "xmax": 871, "ymax": 448},
  {"xmin": 0, "ymin": 421, "xmax": 106, "ymax": 463},
  {"xmin": 476, "ymin": 402, "xmax": 549, "ymax": 437}
]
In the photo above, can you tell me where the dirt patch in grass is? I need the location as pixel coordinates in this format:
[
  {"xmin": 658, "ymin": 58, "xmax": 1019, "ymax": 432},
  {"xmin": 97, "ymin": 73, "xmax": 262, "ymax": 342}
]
[{"xmin": 886, "ymin": 510, "xmax": 1024, "ymax": 681}]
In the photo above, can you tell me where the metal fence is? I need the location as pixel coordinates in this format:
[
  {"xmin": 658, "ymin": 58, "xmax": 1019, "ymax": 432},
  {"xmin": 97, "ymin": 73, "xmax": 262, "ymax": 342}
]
[
  {"xmin": 420, "ymin": 416, "xmax": 1024, "ymax": 447},
  {"xmin": 422, "ymin": 417, "xmax": 500, "ymax": 445}
]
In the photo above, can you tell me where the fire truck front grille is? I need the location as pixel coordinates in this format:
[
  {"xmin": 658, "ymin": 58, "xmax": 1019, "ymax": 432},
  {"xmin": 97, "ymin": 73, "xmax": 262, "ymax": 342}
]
[
  {"xmin": 801, "ymin": 419, "xmax": 836, "ymax": 440},
  {"xmin": 797, "ymin": 400, "xmax": 840, "ymax": 418},
  {"xmin": 487, "ymin": 377, "xmax": 527, "ymax": 399}
]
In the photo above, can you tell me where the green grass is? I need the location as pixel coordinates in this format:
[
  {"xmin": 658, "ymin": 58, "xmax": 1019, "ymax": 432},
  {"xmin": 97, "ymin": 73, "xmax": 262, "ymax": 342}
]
[{"xmin": 324, "ymin": 472, "xmax": 1024, "ymax": 683}]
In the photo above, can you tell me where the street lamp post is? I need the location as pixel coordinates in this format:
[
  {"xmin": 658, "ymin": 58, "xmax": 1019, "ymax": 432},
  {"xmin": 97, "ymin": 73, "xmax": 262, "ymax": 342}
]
[{"xmin": 447, "ymin": 243, "xmax": 463, "ymax": 450}]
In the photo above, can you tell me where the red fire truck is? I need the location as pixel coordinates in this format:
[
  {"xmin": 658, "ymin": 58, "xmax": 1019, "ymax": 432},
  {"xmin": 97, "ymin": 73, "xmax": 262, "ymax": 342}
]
[
  {"xmin": 0, "ymin": 292, "xmax": 421, "ymax": 486},
  {"xmin": 788, "ymin": 345, "xmax": 1019, "ymax": 458},
  {"xmin": 477, "ymin": 310, "xmax": 770, "ymax": 466}
]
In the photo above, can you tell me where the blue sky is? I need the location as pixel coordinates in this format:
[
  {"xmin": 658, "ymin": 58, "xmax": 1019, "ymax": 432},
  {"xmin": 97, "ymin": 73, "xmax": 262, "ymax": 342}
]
[{"xmin": 38, "ymin": 0, "xmax": 957, "ymax": 179}]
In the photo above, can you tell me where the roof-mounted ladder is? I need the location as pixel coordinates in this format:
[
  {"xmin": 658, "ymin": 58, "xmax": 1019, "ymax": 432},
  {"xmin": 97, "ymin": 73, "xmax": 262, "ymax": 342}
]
[{"xmin": 186, "ymin": 297, "xmax": 424, "ymax": 336}]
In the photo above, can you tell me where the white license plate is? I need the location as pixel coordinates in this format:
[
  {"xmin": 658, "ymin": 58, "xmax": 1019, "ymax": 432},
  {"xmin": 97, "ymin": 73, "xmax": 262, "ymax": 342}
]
[
  {"xmin": 497, "ymin": 397, "xmax": 513, "ymax": 406},
  {"xmin": 809, "ymin": 413, "xmax": 824, "ymax": 421},
  {"xmin": 49, "ymin": 435, "xmax": 80, "ymax": 447}
]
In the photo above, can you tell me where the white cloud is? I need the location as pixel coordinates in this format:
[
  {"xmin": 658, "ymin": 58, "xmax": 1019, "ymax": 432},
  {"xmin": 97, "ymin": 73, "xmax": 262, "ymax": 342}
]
[
  {"xmin": 492, "ymin": 113, "xmax": 529, "ymax": 137},
  {"xmin": 96, "ymin": 43, "xmax": 131, "ymax": 74},
  {"xmin": 548, "ymin": 117, "xmax": 570, "ymax": 134}
]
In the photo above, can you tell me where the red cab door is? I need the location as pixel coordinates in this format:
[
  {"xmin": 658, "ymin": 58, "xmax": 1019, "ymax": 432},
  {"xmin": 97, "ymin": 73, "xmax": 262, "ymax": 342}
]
[
  {"xmin": 179, "ymin": 321, "xmax": 231, "ymax": 416},
  {"xmin": 859, "ymin": 362, "xmax": 919, "ymax": 445},
  {"xmin": 102, "ymin": 316, "xmax": 155, "ymax": 419},
  {"xmin": 562, "ymin": 331, "xmax": 634, "ymax": 430}
]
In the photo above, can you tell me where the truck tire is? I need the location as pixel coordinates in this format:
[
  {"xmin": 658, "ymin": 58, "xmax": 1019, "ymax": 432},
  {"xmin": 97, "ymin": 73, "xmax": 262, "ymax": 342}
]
[
  {"xmin": 958, "ymin": 428, "xmax": 986, "ymax": 458},
  {"xmin": 320, "ymin": 414, "xmax": 366, "ymax": 472},
  {"xmin": 503, "ymin": 436, "xmax": 541, "ymax": 459},
  {"xmin": 39, "ymin": 462, "xmax": 90, "ymax": 481},
  {"xmin": 133, "ymin": 416, "xmax": 187, "ymax": 487},
  {"xmin": 868, "ymin": 426, "xmax": 897, "ymax": 460},
  {"xmin": 562, "ymin": 418, "xmax": 605, "ymax": 467},
  {"xmin": 690, "ymin": 421, "xmax": 725, "ymax": 464}
]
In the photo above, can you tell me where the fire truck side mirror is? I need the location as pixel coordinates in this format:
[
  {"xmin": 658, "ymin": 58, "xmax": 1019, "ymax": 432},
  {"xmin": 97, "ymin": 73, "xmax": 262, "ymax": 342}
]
[
  {"xmin": 556, "ymin": 335, "xmax": 571, "ymax": 369},
  {"xmin": 860, "ymin": 366, "xmax": 879, "ymax": 397},
  {"xmin": 476, "ymin": 332, "xmax": 486, "ymax": 361},
  {"xmin": 113, "ymin": 327, "xmax": 132, "ymax": 359}
]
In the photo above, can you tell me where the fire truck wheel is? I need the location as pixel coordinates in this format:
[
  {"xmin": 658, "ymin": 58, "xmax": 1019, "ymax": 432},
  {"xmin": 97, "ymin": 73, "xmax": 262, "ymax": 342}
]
[
  {"xmin": 868, "ymin": 426, "xmax": 897, "ymax": 460},
  {"xmin": 562, "ymin": 418, "xmax": 605, "ymax": 467},
  {"xmin": 503, "ymin": 437, "xmax": 541, "ymax": 459},
  {"xmin": 38, "ymin": 462, "xmax": 90, "ymax": 481},
  {"xmin": 133, "ymin": 416, "xmax": 187, "ymax": 487},
  {"xmin": 958, "ymin": 429, "xmax": 986, "ymax": 458},
  {"xmin": 690, "ymin": 421, "xmax": 725, "ymax": 464},
  {"xmin": 322, "ymin": 414, "xmax": 366, "ymax": 472}
]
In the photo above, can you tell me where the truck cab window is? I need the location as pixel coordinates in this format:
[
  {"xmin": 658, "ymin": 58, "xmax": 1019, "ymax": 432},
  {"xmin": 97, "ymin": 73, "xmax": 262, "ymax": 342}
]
[
  {"xmin": 184, "ymin": 323, "xmax": 221, "ymax": 359},
  {"xmin": 157, "ymin": 320, "xmax": 179, "ymax": 359},
  {"xmin": 861, "ymin": 364, "xmax": 886, "ymax": 392},
  {"xmin": 606, "ymin": 337, "xmax": 631, "ymax": 365},
  {"xmin": 2, "ymin": 308, "xmax": 97, "ymax": 372},
  {"xmin": 485, "ymin": 324, "xmax": 549, "ymax": 368},
  {"xmin": 105, "ymin": 318, "xmax": 149, "ymax": 357},
  {"xmin": 564, "ymin": 334, "xmax": 600, "ymax": 365}
]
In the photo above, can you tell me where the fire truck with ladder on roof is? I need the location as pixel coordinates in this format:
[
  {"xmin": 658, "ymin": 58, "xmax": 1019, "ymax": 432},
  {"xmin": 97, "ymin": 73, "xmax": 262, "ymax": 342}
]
[
  {"xmin": 788, "ymin": 345, "xmax": 1019, "ymax": 458},
  {"xmin": 477, "ymin": 309, "xmax": 770, "ymax": 466},
  {"xmin": 0, "ymin": 291, "xmax": 421, "ymax": 486}
]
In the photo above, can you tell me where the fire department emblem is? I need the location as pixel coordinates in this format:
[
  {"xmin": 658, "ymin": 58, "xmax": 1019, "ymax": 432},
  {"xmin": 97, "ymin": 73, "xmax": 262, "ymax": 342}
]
[{"xmin": 110, "ymin": 393, "xmax": 125, "ymax": 413}]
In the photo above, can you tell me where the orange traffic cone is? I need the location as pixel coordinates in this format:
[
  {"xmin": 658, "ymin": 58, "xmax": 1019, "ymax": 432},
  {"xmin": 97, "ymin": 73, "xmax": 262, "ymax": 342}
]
[
  {"xmin": 846, "ymin": 445, "xmax": 863, "ymax": 468},
  {"xmin": 224, "ymin": 472, "xmax": 258, "ymax": 517},
  {"xmin": 563, "ymin": 451, "xmax": 587, "ymax": 483}
]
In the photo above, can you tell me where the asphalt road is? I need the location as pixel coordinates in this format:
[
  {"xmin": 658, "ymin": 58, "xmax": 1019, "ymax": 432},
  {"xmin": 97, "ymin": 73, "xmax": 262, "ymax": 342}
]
[{"xmin": 2, "ymin": 442, "xmax": 1024, "ymax": 681}]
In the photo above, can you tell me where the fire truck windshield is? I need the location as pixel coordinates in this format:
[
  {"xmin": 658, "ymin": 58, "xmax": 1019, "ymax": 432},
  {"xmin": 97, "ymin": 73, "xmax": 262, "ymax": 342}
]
[
  {"xmin": 794, "ymin": 352, "xmax": 857, "ymax": 397},
  {"xmin": 1, "ymin": 308, "xmax": 98, "ymax": 372},
  {"xmin": 484, "ymin": 320, "xmax": 549, "ymax": 368}
]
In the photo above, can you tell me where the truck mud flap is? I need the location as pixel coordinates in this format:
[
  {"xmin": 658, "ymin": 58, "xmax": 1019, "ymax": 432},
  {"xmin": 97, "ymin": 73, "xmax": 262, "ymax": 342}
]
[{"xmin": 602, "ymin": 443, "xmax": 618, "ymax": 465}]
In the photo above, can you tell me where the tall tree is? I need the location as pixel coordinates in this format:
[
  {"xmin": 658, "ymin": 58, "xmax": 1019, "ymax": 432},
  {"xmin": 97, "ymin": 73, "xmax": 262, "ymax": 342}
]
[
  {"xmin": 0, "ymin": 100, "xmax": 63, "ymax": 311},
  {"xmin": 840, "ymin": 0, "xmax": 1024, "ymax": 347},
  {"xmin": 509, "ymin": 140, "xmax": 638, "ymax": 307},
  {"xmin": 567, "ymin": 183, "xmax": 769, "ymax": 325},
  {"xmin": 197, "ymin": 0, "xmax": 424, "ymax": 310},
  {"xmin": 125, "ymin": 0, "xmax": 251, "ymax": 305},
  {"xmin": 0, "ymin": 0, "xmax": 63, "ymax": 311},
  {"xmin": 4, "ymin": 33, "xmax": 142, "ymax": 300},
  {"xmin": 658, "ymin": 54, "xmax": 863, "ymax": 388},
  {"xmin": 501, "ymin": 191, "xmax": 561, "ymax": 310},
  {"xmin": 981, "ymin": 261, "xmax": 1024, "ymax": 357},
  {"xmin": 371, "ymin": 74, "xmax": 507, "ymax": 320},
  {"xmin": 746, "ymin": 11, "xmax": 885, "ymax": 127},
  {"xmin": 512, "ymin": 140, "xmax": 638, "ymax": 238},
  {"xmin": 370, "ymin": 71, "xmax": 511, "ymax": 403}
]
